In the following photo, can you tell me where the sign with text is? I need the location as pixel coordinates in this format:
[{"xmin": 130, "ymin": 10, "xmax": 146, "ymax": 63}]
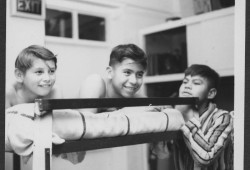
[{"xmin": 11, "ymin": 0, "xmax": 45, "ymax": 20}]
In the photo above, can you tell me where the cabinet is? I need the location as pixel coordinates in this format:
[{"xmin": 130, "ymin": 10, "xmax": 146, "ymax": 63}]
[
  {"xmin": 140, "ymin": 7, "xmax": 234, "ymax": 83},
  {"xmin": 139, "ymin": 7, "xmax": 234, "ymax": 111}
]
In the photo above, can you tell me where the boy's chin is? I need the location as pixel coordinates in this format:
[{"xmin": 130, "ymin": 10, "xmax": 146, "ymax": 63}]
[
  {"xmin": 121, "ymin": 91, "xmax": 137, "ymax": 98},
  {"xmin": 175, "ymin": 105, "xmax": 192, "ymax": 113},
  {"xmin": 37, "ymin": 91, "xmax": 51, "ymax": 97}
]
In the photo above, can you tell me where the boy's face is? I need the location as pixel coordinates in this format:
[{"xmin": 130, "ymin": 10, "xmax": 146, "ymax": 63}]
[
  {"xmin": 108, "ymin": 58, "xmax": 145, "ymax": 98},
  {"xmin": 20, "ymin": 58, "xmax": 56, "ymax": 98},
  {"xmin": 179, "ymin": 75, "xmax": 215, "ymax": 104}
]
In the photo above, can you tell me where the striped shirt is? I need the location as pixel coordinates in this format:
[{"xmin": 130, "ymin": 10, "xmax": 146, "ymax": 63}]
[{"xmin": 173, "ymin": 102, "xmax": 233, "ymax": 170}]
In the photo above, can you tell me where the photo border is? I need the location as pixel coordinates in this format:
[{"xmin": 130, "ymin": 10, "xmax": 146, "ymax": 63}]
[
  {"xmin": 0, "ymin": 1, "xmax": 249, "ymax": 170},
  {"xmin": 244, "ymin": 0, "xmax": 250, "ymax": 169},
  {"xmin": 0, "ymin": 0, "xmax": 6, "ymax": 169}
]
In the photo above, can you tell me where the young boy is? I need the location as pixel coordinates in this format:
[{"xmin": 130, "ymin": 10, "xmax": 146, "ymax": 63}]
[
  {"xmin": 5, "ymin": 45, "xmax": 62, "ymax": 108},
  {"xmin": 79, "ymin": 43, "xmax": 147, "ymax": 113},
  {"xmin": 70, "ymin": 43, "xmax": 148, "ymax": 167},
  {"xmin": 154, "ymin": 64, "xmax": 233, "ymax": 170}
]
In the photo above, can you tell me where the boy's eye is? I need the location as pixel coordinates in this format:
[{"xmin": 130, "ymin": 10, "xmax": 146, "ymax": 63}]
[
  {"xmin": 49, "ymin": 69, "xmax": 56, "ymax": 74},
  {"xmin": 136, "ymin": 72, "xmax": 144, "ymax": 78},
  {"xmin": 35, "ymin": 70, "xmax": 44, "ymax": 75},
  {"xmin": 124, "ymin": 71, "xmax": 131, "ymax": 76},
  {"xmin": 193, "ymin": 81, "xmax": 202, "ymax": 85},
  {"xmin": 182, "ymin": 80, "xmax": 188, "ymax": 84}
]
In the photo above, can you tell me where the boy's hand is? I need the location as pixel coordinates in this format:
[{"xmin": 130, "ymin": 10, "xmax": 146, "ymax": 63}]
[
  {"xmin": 144, "ymin": 105, "xmax": 173, "ymax": 112},
  {"xmin": 162, "ymin": 108, "xmax": 185, "ymax": 130},
  {"xmin": 175, "ymin": 105, "xmax": 198, "ymax": 122},
  {"xmin": 52, "ymin": 133, "xmax": 65, "ymax": 144}
]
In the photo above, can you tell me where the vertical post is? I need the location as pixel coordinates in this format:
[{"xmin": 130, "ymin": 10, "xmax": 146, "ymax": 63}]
[
  {"xmin": 32, "ymin": 102, "xmax": 52, "ymax": 170},
  {"xmin": 0, "ymin": 0, "xmax": 6, "ymax": 169}
]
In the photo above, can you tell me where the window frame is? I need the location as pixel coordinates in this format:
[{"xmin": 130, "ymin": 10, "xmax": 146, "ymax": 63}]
[{"xmin": 45, "ymin": 3, "xmax": 110, "ymax": 47}]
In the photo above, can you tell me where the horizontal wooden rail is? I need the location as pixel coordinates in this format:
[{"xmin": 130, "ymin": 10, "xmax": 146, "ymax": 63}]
[
  {"xmin": 34, "ymin": 97, "xmax": 196, "ymax": 155},
  {"xmin": 35, "ymin": 97, "xmax": 198, "ymax": 111},
  {"xmin": 52, "ymin": 131, "xmax": 180, "ymax": 154}
]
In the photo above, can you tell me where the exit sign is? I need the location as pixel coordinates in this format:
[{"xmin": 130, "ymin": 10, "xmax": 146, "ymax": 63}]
[{"xmin": 11, "ymin": 0, "xmax": 45, "ymax": 20}]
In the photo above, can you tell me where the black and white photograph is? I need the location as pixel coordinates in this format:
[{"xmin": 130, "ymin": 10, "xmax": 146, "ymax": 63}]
[{"xmin": 0, "ymin": 0, "xmax": 249, "ymax": 170}]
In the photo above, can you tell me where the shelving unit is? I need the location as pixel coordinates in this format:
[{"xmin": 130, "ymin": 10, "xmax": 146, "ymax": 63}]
[{"xmin": 140, "ymin": 7, "xmax": 234, "ymax": 84}]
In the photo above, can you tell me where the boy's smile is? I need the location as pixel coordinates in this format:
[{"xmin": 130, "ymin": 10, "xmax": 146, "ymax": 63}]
[
  {"xmin": 109, "ymin": 58, "xmax": 145, "ymax": 98},
  {"xmin": 21, "ymin": 58, "xmax": 56, "ymax": 99}
]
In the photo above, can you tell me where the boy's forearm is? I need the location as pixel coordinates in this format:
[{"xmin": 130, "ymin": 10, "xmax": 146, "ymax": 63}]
[
  {"xmin": 180, "ymin": 112, "xmax": 233, "ymax": 165},
  {"xmin": 6, "ymin": 104, "xmax": 185, "ymax": 156},
  {"xmin": 52, "ymin": 109, "xmax": 84, "ymax": 140},
  {"xmin": 175, "ymin": 105, "xmax": 197, "ymax": 122}
]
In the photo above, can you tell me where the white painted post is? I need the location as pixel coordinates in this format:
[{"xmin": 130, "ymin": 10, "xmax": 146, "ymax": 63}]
[{"xmin": 32, "ymin": 102, "xmax": 52, "ymax": 170}]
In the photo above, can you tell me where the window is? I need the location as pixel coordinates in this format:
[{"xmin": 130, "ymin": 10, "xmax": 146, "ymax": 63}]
[
  {"xmin": 45, "ymin": 8, "xmax": 106, "ymax": 42},
  {"xmin": 78, "ymin": 14, "xmax": 105, "ymax": 41},
  {"xmin": 145, "ymin": 26, "xmax": 187, "ymax": 76},
  {"xmin": 45, "ymin": 9, "xmax": 72, "ymax": 38}
]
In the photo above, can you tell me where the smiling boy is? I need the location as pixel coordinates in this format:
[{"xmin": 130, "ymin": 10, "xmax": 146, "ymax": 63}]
[
  {"xmin": 5, "ymin": 45, "xmax": 61, "ymax": 109},
  {"xmin": 79, "ymin": 44, "xmax": 147, "ymax": 113}
]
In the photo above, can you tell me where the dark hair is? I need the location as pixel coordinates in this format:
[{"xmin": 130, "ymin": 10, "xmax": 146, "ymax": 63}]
[
  {"xmin": 184, "ymin": 64, "xmax": 220, "ymax": 89},
  {"xmin": 15, "ymin": 45, "xmax": 57, "ymax": 73},
  {"xmin": 109, "ymin": 44, "xmax": 147, "ymax": 70}
]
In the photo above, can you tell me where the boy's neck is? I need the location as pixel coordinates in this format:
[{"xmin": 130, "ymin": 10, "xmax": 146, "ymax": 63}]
[
  {"xmin": 106, "ymin": 79, "xmax": 123, "ymax": 98},
  {"xmin": 17, "ymin": 86, "xmax": 39, "ymax": 103},
  {"xmin": 197, "ymin": 101, "xmax": 210, "ymax": 115}
]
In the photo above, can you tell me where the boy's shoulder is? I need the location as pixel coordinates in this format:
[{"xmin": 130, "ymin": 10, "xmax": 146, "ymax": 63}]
[
  {"xmin": 79, "ymin": 74, "xmax": 106, "ymax": 98},
  {"xmin": 211, "ymin": 107, "xmax": 231, "ymax": 120},
  {"xmin": 85, "ymin": 74, "xmax": 105, "ymax": 83}
]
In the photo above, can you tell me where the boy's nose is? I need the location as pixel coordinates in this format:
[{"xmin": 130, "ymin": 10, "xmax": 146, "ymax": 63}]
[
  {"xmin": 184, "ymin": 83, "xmax": 192, "ymax": 89},
  {"xmin": 42, "ymin": 73, "xmax": 51, "ymax": 81},
  {"xmin": 129, "ymin": 75, "xmax": 137, "ymax": 84}
]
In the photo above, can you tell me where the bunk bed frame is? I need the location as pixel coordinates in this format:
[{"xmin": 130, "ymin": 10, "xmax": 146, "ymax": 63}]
[{"xmin": 32, "ymin": 97, "xmax": 197, "ymax": 170}]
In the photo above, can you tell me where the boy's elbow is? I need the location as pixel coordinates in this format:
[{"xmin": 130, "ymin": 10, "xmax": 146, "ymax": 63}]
[{"xmin": 194, "ymin": 155, "xmax": 215, "ymax": 167}]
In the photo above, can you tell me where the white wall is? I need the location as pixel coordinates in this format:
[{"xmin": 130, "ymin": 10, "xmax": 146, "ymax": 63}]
[
  {"xmin": 5, "ymin": 0, "xmax": 45, "ymax": 84},
  {"xmin": 187, "ymin": 8, "xmax": 234, "ymax": 74},
  {"xmin": 234, "ymin": 1, "xmax": 245, "ymax": 170}
]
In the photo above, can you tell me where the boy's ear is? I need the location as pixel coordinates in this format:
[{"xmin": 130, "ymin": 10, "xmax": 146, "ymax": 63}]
[
  {"xmin": 106, "ymin": 66, "xmax": 113, "ymax": 79},
  {"xmin": 207, "ymin": 88, "xmax": 217, "ymax": 99},
  {"xmin": 14, "ymin": 68, "xmax": 24, "ymax": 83}
]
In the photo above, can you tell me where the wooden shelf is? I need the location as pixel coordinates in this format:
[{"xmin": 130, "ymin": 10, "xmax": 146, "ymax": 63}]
[
  {"xmin": 141, "ymin": 7, "xmax": 235, "ymax": 85},
  {"xmin": 144, "ymin": 68, "xmax": 234, "ymax": 84},
  {"xmin": 139, "ymin": 7, "xmax": 234, "ymax": 36},
  {"xmin": 144, "ymin": 73, "xmax": 184, "ymax": 84}
]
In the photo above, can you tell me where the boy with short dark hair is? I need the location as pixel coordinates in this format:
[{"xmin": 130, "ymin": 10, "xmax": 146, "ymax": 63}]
[
  {"xmin": 154, "ymin": 64, "xmax": 233, "ymax": 170},
  {"xmin": 79, "ymin": 43, "xmax": 147, "ymax": 113}
]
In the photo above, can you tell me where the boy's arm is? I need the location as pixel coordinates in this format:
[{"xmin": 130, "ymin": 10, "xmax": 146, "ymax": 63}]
[
  {"xmin": 5, "ymin": 94, "xmax": 12, "ymax": 109},
  {"xmin": 5, "ymin": 84, "xmax": 16, "ymax": 109},
  {"xmin": 180, "ymin": 110, "xmax": 233, "ymax": 166},
  {"xmin": 78, "ymin": 74, "xmax": 106, "ymax": 113}
]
